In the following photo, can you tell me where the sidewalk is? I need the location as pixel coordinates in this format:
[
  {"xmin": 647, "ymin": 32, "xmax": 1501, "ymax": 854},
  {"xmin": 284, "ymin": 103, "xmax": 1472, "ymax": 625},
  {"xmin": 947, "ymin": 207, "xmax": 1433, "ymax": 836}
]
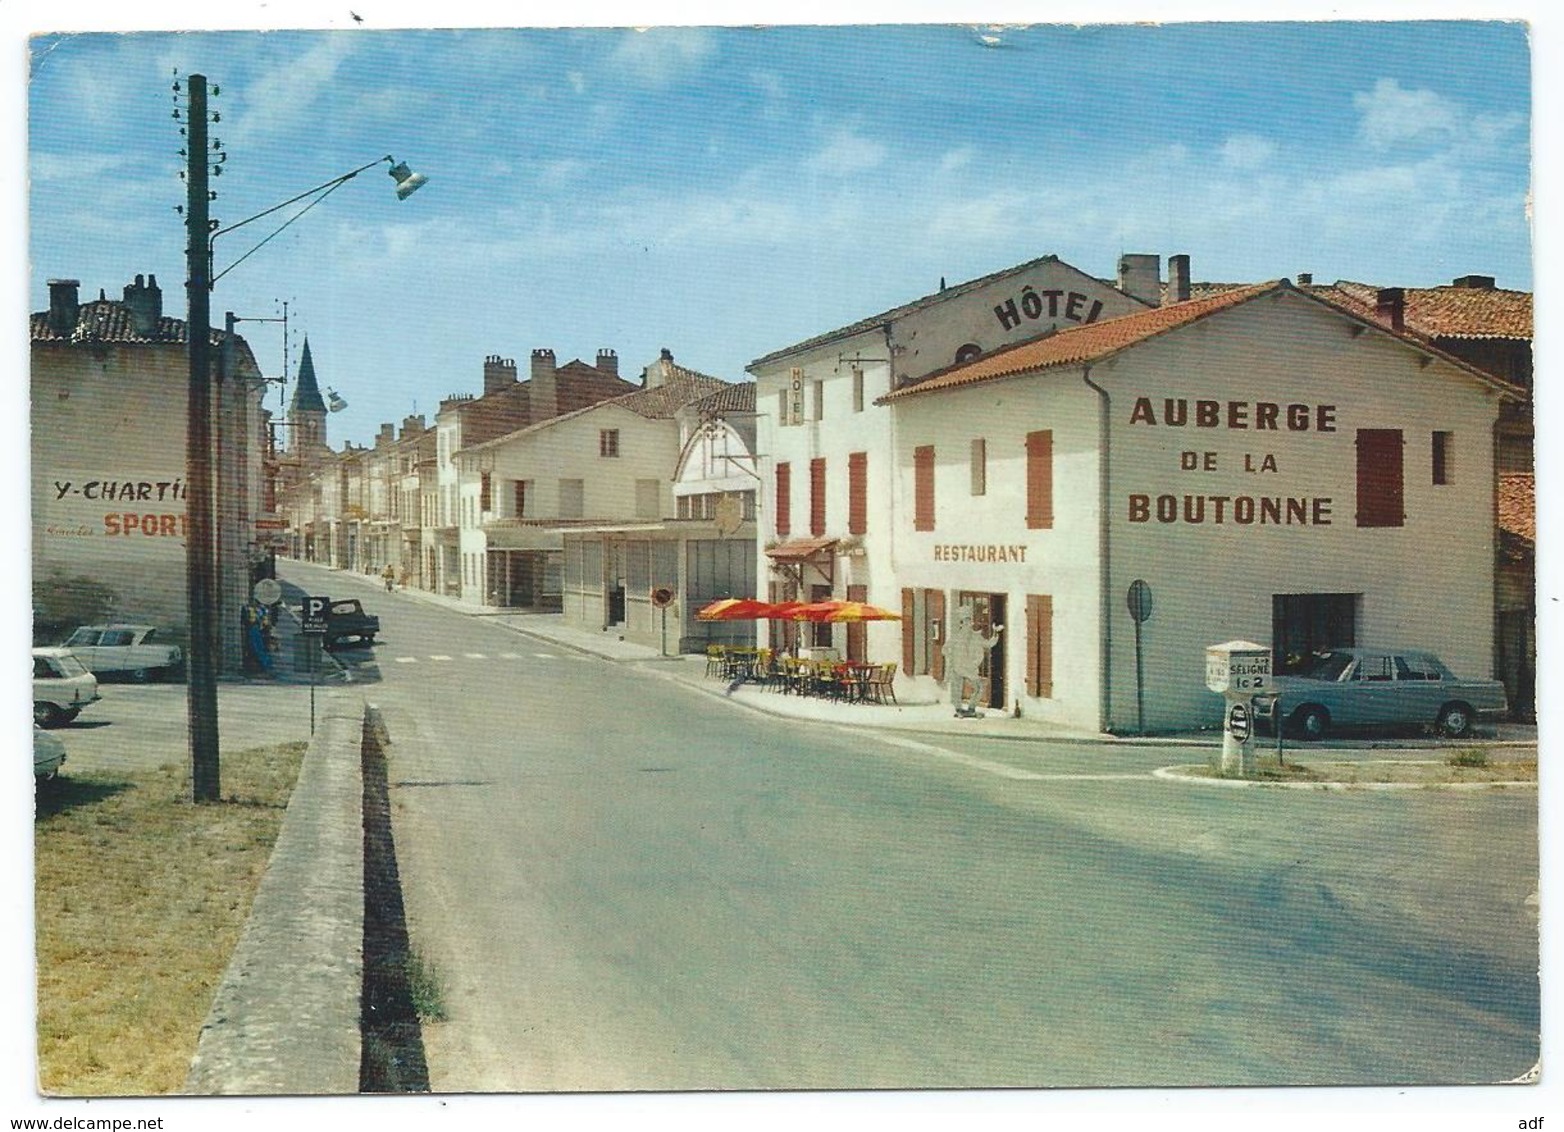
[{"xmin": 284, "ymin": 562, "xmax": 1541, "ymax": 752}]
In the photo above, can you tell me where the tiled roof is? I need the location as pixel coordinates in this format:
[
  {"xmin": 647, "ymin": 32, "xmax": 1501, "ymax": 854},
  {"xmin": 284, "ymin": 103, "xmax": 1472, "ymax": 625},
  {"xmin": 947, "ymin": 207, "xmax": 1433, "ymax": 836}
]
[
  {"xmin": 1498, "ymin": 473, "xmax": 1535, "ymax": 546},
  {"xmin": 884, "ymin": 282, "xmax": 1279, "ymax": 400},
  {"xmin": 1312, "ymin": 280, "xmax": 1532, "ymax": 340},
  {"xmin": 748, "ymin": 253, "xmax": 1153, "ymax": 370},
  {"xmin": 687, "ymin": 380, "xmax": 756, "ymax": 417},
  {"xmin": 31, "ymin": 299, "xmax": 259, "ymax": 369},
  {"xmin": 610, "ymin": 372, "xmax": 730, "ymax": 419}
]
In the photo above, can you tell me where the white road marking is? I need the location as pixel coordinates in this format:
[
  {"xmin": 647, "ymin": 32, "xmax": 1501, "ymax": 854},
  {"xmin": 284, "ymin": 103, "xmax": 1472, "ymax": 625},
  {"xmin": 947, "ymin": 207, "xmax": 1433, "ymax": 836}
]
[
  {"xmin": 867, "ymin": 732, "xmax": 1148, "ymax": 782},
  {"xmin": 498, "ymin": 653, "xmax": 522, "ymax": 660},
  {"xmin": 429, "ymin": 655, "xmax": 453, "ymax": 662},
  {"xmin": 394, "ymin": 656, "xmax": 418, "ymax": 664},
  {"xmin": 464, "ymin": 653, "xmax": 487, "ymax": 659},
  {"xmin": 533, "ymin": 652, "xmax": 558, "ymax": 659}
]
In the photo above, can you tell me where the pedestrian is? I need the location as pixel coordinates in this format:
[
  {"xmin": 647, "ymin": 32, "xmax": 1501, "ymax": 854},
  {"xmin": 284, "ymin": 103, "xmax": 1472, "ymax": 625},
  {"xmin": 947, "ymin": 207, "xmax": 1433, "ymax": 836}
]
[
  {"xmin": 383, "ymin": 563, "xmax": 396, "ymax": 592},
  {"xmin": 242, "ymin": 598, "xmax": 274, "ymax": 675}
]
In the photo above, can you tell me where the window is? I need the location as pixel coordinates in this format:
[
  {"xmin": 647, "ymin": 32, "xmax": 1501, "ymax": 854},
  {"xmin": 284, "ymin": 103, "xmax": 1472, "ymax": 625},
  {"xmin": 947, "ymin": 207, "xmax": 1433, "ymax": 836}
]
[
  {"xmin": 1272, "ymin": 593, "xmax": 1360, "ymax": 673},
  {"xmin": 851, "ymin": 368, "xmax": 864, "ymax": 413},
  {"xmin": 513, "ymin": 480, "xmax": 529, "ymax": 519},
  {"xmin": 1433, "ymin": 431, "xmax": 1454, "ymax": 485},
  {"xmin": 599, "ymin": 429, "xmax": 620, "ymax": 457},
  {"xmin": 1026, "ymin": 429, "xmax": 1053, "ymax": 529},
  {"xmin": 812, "ymin": 379, "xmax": 825, "ymax": 421},
  {"xmin": 955, "ymin": 343, "xmax": 982, "ymax": 365},
  {"xmin": 810, "ymin": 457, "xmax": 827, "ymax": 536},
  {"xmin": 778, "ymin": 388, "xmax": 791, "ymax": 427},
  {"xmin": 1355, "ymin": 429, "xmax": 1404, "ymax": 527},
  {"xmin": 914, "ymin": 445, "xmax": 935, "ymax": 531},
  {"xmin": 479, "ymin": 472, "xmax": 492, "ymax": 514},
  {"xmin": 559, "ymin": 478, "xmax": 585, "ymax": 519},
  {"xmin": 848, "ymin": 452, "xmax": 867, "ymax": 535},
  {"xmin": 1026, "ymin": 594, "xmax": 1053, "ymax": 698},
  {"xmin": 775, "ymin": 462, "xmax": 791, "ymax": 537},
  {"xmin": 970, "ymin": 438, "xmax": 987, "ymax": 496},
  {"xmin": 635, "ymin": 479, "xmax": 661, "ymax": 519}
]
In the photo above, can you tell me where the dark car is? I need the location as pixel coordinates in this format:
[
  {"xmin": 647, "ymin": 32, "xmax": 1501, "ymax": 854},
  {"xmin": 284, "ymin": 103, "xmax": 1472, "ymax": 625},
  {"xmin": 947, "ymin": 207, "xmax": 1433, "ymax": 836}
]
[{"xmin": 325, "ymin": 599, "xmax": 380, "ymax": 648}]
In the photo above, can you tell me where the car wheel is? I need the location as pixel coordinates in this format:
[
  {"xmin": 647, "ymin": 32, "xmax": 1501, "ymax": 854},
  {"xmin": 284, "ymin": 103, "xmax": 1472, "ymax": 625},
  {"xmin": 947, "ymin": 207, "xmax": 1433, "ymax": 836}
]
[
  {"xmin": 1438, "ymin": 703, "xmax": 1474, "ymax": 739},
  {"xmin": 34, "ymin": 701, "xmax": 64, "ymax": 728},
  {"xmin": 1293, "ymin": 704, "xmax": 1330, "ymax": 741}
]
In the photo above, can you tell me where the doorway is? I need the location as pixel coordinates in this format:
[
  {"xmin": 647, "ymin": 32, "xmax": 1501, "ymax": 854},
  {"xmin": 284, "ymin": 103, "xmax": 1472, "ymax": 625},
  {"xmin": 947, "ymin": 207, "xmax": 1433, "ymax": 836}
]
[{"xmin": 957, "ymin": 591, "xmax": 1007, "ymax": 709}]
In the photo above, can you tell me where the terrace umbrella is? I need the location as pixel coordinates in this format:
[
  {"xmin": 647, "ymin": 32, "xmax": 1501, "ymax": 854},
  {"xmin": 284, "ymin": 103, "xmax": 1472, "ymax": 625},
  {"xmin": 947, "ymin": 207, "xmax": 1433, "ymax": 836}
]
[
  {"xmin": 819, "ymin": 601, "xmax": 901, "ymax": 623},
  {"xmin": 696, "ymin": 597, "xmax": 775, "ymax": 621}
]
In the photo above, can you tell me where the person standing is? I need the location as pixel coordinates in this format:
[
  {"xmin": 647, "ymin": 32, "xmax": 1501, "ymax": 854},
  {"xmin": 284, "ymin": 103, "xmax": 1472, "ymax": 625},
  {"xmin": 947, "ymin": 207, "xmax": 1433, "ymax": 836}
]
[{"xmin": 383, "ymin": 563, "xmax": 396, "ymax": 592}]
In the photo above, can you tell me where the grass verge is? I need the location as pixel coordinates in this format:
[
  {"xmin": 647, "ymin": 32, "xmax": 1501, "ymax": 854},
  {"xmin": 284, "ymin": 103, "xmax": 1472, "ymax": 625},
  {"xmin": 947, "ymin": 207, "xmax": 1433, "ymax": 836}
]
[
  {"xmin": 34, "ymin": 742, "xmax": 307, "ymax": 1095},
  {"xmin": 1190, "ymin": 757, "xmax": 1537, "ymax": 785}
]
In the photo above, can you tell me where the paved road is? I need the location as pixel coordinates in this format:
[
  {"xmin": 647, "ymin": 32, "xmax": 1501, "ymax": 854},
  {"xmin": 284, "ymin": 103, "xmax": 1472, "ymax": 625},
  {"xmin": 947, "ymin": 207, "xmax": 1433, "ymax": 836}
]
[{"xmin": 280, "ymin": 561, "xmax": 1540, "ymax": 1092}]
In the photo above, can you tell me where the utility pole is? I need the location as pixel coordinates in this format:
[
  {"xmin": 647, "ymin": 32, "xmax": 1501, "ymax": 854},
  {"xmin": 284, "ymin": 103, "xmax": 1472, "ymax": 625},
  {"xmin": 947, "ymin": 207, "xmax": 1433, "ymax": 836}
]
[{"xmin": 185, "ymin": 73, "xmax": 220, "ymax": 802}]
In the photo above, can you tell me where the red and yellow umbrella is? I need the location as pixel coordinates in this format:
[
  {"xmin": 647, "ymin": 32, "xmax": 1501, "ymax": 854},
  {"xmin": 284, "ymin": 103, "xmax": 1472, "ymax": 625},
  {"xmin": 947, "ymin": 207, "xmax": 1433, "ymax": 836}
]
[
  {"xmin": 789, "ymin": 600, "xmax": 902, "ymax": 623},
  {"xmin": 696, "ymin": 597, "xmax": 775, "ymax": 621}
]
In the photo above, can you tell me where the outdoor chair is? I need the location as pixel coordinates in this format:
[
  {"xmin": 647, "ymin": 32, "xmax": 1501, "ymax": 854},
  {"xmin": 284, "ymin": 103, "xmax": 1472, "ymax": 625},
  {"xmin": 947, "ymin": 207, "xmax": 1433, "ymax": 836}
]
[
  {"xmin": 867, "ymin": 662, "xmax": 898, "ymax": 704},
  {"xmin": 705, "ymin": 644, "xmax": 726, "ymax": 678}
]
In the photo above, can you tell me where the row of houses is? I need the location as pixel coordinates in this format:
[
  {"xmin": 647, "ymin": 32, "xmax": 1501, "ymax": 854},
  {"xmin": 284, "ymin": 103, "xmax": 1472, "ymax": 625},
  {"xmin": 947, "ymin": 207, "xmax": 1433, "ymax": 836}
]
[{"xmin": 31, "ymin": 251, "xmax": 1534, "ymax": 728}]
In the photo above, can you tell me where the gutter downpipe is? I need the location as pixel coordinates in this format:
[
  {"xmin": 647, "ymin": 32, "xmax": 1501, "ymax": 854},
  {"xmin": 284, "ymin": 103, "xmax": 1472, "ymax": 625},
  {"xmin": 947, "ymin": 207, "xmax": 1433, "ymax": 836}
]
[{"xmin": 1082, "ymin": 365, "xmax": 1112, "ymax": 733}]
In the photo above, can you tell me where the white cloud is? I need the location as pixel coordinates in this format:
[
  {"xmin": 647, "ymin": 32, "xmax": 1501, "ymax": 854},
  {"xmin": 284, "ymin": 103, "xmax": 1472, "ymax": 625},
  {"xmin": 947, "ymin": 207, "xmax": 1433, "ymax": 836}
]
[
  {"xmin": 1353, "ymin": 77, "xmax": 1459, "ymax": 149},
  {"xmin": 568, "ymin": 71, "xmax": 586, "ymax": 96},
  {"xmin": 232, "ymin": 37, "xmax": 358, "ymax": 144},
  {"xmin": 806, "ymin": 126, "xmax": 886, "ymax": 176},
  {"xmin": 610, "ymin": 27, "xmax": 715, "ymax": 88},
  {"xmin": 1220, "ymin": 134, "xmax": 1276, "ymax": 171},
  {"xmin": 938, "ymin": 146, "xmax": 974, "ymax": 174}
]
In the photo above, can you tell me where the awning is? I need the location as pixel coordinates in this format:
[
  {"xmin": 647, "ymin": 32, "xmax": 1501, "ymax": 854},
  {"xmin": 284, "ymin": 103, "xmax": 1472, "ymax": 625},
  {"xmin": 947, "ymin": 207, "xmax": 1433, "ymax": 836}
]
[
  {"xmin": 482, "ymin": 524, "xmax": 565, "ymax": 551},
  {"xmin": 765, "ymin": 537, "xmax": 836, "ymax": 587},
  {"xmin": 765, "ymin": 537, "xmax": 837, "ymax": 562}
]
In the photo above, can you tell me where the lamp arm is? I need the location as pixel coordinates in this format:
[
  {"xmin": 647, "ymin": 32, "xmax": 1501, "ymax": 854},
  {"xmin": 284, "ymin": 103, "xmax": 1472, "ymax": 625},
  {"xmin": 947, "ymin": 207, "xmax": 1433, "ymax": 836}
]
[
  {"xmin": 211, "ymin": 179, "xmax": 354, "ymax": 286},
  {"xmin": 209, "ymin": 155, "xmax": 393, "ymax": 244}
]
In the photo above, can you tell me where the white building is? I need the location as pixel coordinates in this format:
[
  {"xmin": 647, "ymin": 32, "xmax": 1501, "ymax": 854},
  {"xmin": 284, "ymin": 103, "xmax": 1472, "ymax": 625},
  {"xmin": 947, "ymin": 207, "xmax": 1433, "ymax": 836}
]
[
  {"xmin": 882, "ymin": 280, "xmax": 1520, "ymax": 731},
  {"xmin": 747, "ymin": 253, "xmax": 1158, "ymax": 664}
]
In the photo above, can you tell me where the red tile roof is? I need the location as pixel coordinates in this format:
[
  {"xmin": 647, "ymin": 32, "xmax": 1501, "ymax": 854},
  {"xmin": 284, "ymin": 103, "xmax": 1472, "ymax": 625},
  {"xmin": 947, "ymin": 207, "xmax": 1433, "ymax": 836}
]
[
  {"xmin": 1498, "ymin": 473, "xmax": 1535, "ymax": 545},
  {"xmin": 687, "ymin": 380, "xmax": 756, "ymax": 417},
  {"xmin": 1312, "ymin": 280, "xmax": 1531, "ymax": 340},
  {"xmin": 31, "ymin": 299, "xmax": 259, "ymax": 369}
]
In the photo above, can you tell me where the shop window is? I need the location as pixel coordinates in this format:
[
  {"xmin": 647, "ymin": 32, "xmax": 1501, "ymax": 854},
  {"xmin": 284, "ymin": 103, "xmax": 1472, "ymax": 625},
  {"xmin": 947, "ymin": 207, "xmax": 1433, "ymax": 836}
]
[
  {"xmin": 1355, "ymin": 429, "xmax": 1404, "ymax": 527},
  {"xmin": 848, "ymin": 451, "xmax": 867, "ymax": 535},
  {"xmin": 775, "ymin": 462, "xmax": 791, "ymax": 536},
  {"xmin": 1432, "ymin": 430, "xmax": 1454, "ymax": 485},
  {"xmin": 1273, "ymin": 593, "xmax": 1359, "ymax": 673},
  {"xmin": 970, "ymin": 439, "xmax": 987, "ymax": 496},
  {"xmin": 914, "ymin": 445, "xmax": 935, "ymax": 531},
  {"xmin": 810, "ymin": 457, "xmax": 827, "ymax": 536},
  {"xmin": 599, "ymin": 429, "xmax": 620, "ymax": 458},
  {"xmin": 1026, "ymin": 429, "xmax": 1053, "ymax": 529},
  {"xmin": 1026, "ymin": 594, "xmax": 1053, "ymax": 698}
]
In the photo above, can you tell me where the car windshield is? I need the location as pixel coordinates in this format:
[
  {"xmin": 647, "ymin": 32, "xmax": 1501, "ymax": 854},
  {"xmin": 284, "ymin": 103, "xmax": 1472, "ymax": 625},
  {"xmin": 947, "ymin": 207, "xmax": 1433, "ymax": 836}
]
[
  {"xmin": 50, "ymin": 653, "xmax": 89, "ymax": 677},
  {"xmin": 65, "ymin": 629, "xmax": 99, "ymax": 647},
  {"xmin": 1298, "ymin": 651, "xmax": 1356, "ymax": 682}
]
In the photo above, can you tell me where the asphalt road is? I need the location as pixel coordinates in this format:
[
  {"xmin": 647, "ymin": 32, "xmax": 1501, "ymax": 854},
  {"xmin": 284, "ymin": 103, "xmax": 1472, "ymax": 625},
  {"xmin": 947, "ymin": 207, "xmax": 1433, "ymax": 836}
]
[{"xmin": 285, "ymin": 560, "xmax": 1541, "ymax": 1092}]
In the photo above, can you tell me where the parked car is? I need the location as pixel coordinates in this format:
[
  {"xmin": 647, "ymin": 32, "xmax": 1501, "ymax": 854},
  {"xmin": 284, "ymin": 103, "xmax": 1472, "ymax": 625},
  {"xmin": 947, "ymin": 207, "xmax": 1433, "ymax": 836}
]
[
  {"xmin": 33, "ymin": 726, "xmax": 66, "ymax": 779},
  {"xmin": 33, "ymin": 647, "xmax": 102, "ymax": 727},
  {"xmin": 1253, "ymin": 647, "xmax": 1508, "ymax": 740},
  {"xmin": 325, "ymin": 599, "xmax": 380, "ymax": 648},
  {"xmin": 61, "ymin": 624, "xmax": 184, "ymax": 682}
]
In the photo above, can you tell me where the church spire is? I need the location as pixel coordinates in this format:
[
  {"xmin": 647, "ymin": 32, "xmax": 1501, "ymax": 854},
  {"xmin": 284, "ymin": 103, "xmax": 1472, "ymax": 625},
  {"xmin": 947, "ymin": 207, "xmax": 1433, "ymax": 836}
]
[
  {"xmin": 290, "ymin": 337, "xmax": 328, "ymax": 415},
  {"xmin": 287, "ymin": 337, "xmax": 329, "ymax": 456}
]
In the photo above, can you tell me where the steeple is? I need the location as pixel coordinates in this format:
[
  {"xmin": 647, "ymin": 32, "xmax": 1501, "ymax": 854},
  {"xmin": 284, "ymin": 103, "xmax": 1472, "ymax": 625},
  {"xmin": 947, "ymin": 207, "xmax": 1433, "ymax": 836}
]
[{"xmin": 288, "ymin": 337, "xmax": 329, "ymax": 456}]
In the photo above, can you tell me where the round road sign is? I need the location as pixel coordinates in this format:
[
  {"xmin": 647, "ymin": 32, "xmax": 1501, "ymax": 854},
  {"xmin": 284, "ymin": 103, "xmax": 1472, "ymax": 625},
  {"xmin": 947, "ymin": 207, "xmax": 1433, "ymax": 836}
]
[
  {"xmin": 1126, "ymin": 579, "xmax": 1153, "ymax": 623},
  {"xmin": 1228, "ymin": 702, "xmax": 1251, "ymax": 742},
  {"xmin": 253, "ymin": 578, "xmax": 283, "ymax": 606}
]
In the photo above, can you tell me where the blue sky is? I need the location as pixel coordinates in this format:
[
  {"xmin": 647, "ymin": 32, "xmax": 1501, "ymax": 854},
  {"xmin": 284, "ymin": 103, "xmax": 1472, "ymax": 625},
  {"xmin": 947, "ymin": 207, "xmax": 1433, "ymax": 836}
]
[{"xmin": 23, "ymin": 16, "xmax": 1534, "ymax": 449}]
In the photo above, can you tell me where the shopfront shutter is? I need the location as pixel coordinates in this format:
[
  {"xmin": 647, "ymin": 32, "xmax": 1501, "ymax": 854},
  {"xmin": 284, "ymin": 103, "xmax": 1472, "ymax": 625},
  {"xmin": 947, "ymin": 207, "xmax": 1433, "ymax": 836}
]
[
  {"xmin": 902, "ymin": 588, "xmax": 915, "ymax": 672},
  {"xmin": 846, "ymin": 583, "xmax": 867, "ymax": 661},
  {"xmin": 930, "ymin": 589, "xmax": 946, "ymax": 683},
  {"xmin": 775, "ymin": 462, "xmax": 791, "ymax": 537},
  {"xmin": 914, "ymin": 446, "xmax": 935, "ymax": 531},
  {"xmin": 1026, "ymin": 594, "xmax": 1053, "ymax": 698},
  {"xmin": 1355, "ymin": 429, "xmax": 1405, "ymax": 528},
  {"xmin": 1026, "ymin": 430, "xmax": 1054, "ymax": 529},
  {"xmin": 810, "ymin": 457, "xmax": 826, "ymax": 536},
  {"xmin": 848, "ymin": 452, "xmax": 867, "ymax": 535}
]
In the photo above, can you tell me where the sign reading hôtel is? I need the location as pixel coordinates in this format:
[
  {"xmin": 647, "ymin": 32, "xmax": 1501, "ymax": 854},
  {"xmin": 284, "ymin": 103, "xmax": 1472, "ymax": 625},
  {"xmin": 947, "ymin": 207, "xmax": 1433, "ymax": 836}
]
[{"xmin": 1125, "ymin": 395, "xmax": 1339, "ymax": 527}]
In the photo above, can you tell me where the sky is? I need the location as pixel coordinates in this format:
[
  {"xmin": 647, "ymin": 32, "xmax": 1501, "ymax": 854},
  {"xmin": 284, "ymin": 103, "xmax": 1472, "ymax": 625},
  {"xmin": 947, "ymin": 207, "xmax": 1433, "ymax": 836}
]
[
  {"xmin": 22, "ymin": 13, "xmax": 1535, "ymax": 451},
  {"xmin": 7, "ymin": 3, "xmax": 1557, "ymax": 1129}
]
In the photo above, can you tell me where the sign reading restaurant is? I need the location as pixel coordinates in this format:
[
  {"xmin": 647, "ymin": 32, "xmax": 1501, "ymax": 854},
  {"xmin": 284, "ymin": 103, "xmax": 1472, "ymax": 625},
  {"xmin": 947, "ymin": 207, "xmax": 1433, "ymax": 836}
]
[
  {"xmin": 1125, "ymin": 395, "xmax": 1339, "ymax": 527},
  {"xmin": 933, "ymin": 544, "xmax": 1029, "ymax": 563}
]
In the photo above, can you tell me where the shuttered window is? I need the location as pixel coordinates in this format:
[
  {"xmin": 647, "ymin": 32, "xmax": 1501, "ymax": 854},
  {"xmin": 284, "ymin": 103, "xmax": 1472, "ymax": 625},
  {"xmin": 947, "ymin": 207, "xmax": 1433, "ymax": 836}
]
[
  {"xmin": 1356, "ymin": 429, "xmax": 1404, "ymax": 527},
  {"xmin": 928, "ymin": 589, "xmax": 946, "ymax": 683},
  {"xmin": 810, "ymin": 458, "xmax": 827, "ymax": 536},
  {"xmin": 848, "ymin": 451, "xmax": 868, "ymax": 535},
  {"xmin": 970, "ymin": 439, "xmax": 986, "ymax": 496},
  {"xmin": 775, "ymin": 462, "xmax": 791, "ymax": 537},
  {"xmin": 1026, "ymin": 429, "xmax": 1053, "ymax": 529},
  {"xmin": 479, "ymin": 472, "xmax": 492, "ymax": 514},
  {"xmin": 914, "ymin": 445, "xmax": 935, "ymax": 531},
  {"xmin": 1026, "ymin": 594, "xmax": 1054, "ymax": 698},
  {"xmin": 1432, "ymin": 431, "xmax": 1454, "ymax": 486}
]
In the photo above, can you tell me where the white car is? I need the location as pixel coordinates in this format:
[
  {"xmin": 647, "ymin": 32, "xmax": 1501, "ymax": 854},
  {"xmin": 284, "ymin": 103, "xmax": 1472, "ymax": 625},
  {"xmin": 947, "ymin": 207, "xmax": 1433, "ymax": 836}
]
[
  {"xmin": 33, "ymin": 647, "xmax": 101, "ymax": 727},
  {"xmin": 61, "ymin": 624, "xmax": 184, "ymax": 682},
  {"xmin": 34, "ymin": 726, "xmax": 66, "ymax": 779}
]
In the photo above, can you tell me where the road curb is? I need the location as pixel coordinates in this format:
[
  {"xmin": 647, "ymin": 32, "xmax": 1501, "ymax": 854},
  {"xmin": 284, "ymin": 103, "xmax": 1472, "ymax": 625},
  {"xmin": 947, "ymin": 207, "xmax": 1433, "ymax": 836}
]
[{"xmin": 1152, "ymin": 763, "xmax": 1538, "ymax": 791}]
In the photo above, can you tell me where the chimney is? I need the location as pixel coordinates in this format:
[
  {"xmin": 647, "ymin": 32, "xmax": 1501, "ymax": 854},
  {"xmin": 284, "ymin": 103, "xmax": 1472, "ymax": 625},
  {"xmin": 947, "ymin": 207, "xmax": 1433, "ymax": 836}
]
[
  {"xmin": 644, "ymin": 347, "xmax": 674, "ymax": 390},
  {"xmin": 47, "ymin": 279, "xmax": 80, "ymax": 337},
  {"xmin": 1117, "ymin": 254, "xmax": 1161, "ymax": 305},
  {"xmin": 376, "ymin": 423, "xmax": 395, "ymax": 447},
  {"xmin": 482, "ymin": 354, "xmax": 517, "ymax": 396},
  {"xmin": 400, "ymin": 414, "xmax": 426, "ymax": 439},
  {"xmin": 530, "ymin": 348, "xmax": 558, "ymax": 421},
  {"xmin": 1166, "ymin": 254, "xmax": 1191, "ymax": 305},
  {"xmin": 596, "ymin": 348, "xmax": 618, "ymax": 376},
  {"xmin": 1452, "ymin": 274, "xmax": 1496, "ymax": 290},
  {"xmin": 122, "ymin": 273, "xmax": 163, "ymax": 336},
  {"xmin": 1296, "ymin": 272, "xmax": 1313, "ymax": 287},
  {"xmin": 1376, "ymin": 287, "xmax": 1405, "ymax": 331}
]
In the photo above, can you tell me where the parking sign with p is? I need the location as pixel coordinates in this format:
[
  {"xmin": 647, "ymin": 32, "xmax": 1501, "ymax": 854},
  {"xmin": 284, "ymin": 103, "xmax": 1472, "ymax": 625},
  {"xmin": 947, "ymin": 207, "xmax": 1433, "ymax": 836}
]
[{"xmin": 303, "ymin": 595, "xmax": 330, "ymax": 635}]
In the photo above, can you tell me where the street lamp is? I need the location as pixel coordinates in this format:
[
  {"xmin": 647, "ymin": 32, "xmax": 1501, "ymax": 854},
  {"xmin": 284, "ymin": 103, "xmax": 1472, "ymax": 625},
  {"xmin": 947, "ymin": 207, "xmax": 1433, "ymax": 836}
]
[{"xmin": 183, "ymin": 72, "xmax": 426, "ymax": 802}]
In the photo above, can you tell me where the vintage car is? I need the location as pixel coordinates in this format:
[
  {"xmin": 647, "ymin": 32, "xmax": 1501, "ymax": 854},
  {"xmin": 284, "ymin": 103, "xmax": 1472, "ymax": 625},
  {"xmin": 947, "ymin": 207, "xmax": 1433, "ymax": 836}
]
[
  {"xmin": 62, "ymin": 624, "xmax": 184, "ymax": 682},
  {"xmin": 325, "ymin": 599, "xmax": 380, "ymax": 648},
  {"xmin": 33, "ymin": 647, "xmax": 102, "ymax": 727},
  {"xmin": 1253, "ymin": 647, "xmax": 1508, "ymax": 740},
  {"xmin": 34, "ymin": 726, "xmax": 66, "ymax": 779}
]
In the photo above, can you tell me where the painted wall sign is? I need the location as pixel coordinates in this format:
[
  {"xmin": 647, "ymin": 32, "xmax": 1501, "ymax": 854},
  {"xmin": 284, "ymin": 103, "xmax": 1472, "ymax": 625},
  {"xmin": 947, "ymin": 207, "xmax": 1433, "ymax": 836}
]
[
  {"xmin": 932, "ymin": 543, "xmax": 1029, "ymax": 563},
  {"xmin": 42, "ymin": 471, "xmax": 189, "ymax": 540},
  {"xmin": 993, "ymin": 287, "xmax": 1104, "ymax": 333}
]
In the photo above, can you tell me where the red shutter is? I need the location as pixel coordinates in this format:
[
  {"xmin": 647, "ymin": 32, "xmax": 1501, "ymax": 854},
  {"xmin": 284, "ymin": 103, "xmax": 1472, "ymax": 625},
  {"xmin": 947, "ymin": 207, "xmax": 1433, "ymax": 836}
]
[
  {"xmin": 914, "ymin": 446, "xmax": 935, "ymax": 532},
  {"xmin": 929, "ymin": 589, "xmax": 946, "ymax": 683},
  {"xmin": 902, "ymin": 587, "xmax": 915, "ymax": 673},
  {"xmin": 1026, "ymin": 430, "xmax": 1053, "ymax": 530},
  {"xmin": 775, "ymin": 462, "xmax": 791, "ymax": 537},
  {"xmin": 1356, "ymin": 429, "xmax": 1405, "ymax": 527},
  {"xmin": 848, "ymin": 451, "xmax": 867, "ymax": 535},
  {"xmin": 1026, "ymin": 594, "xmax": 1053, "ymax": 698},
  {"xmin": 810, "ymin": 457, "xmax": 826, "ymax": 536}
]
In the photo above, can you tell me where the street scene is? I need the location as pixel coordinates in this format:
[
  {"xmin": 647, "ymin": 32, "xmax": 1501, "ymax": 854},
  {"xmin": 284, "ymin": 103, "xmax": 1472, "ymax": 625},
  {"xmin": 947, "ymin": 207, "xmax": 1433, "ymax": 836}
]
[{"xmin": 21, "ymin": 13, "xmax": 1542, "ymax": 1128}]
